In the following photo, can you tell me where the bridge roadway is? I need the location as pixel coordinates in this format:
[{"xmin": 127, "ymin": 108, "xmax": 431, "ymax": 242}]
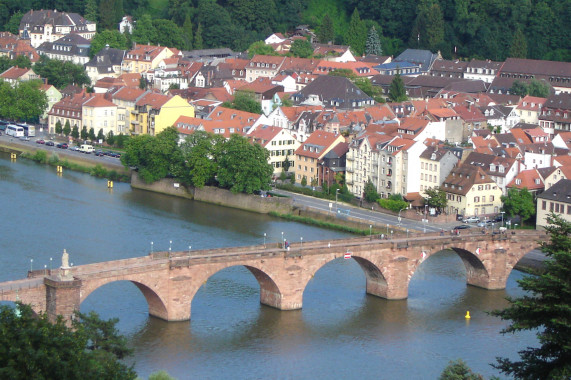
[{"xmin": 0, "ymin": 230, "xmax": 546, "ymax": 323}]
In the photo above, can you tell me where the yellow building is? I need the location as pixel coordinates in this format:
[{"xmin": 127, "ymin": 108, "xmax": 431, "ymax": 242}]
[
  {"xmin": 536, "ymin": 179, "xmax": 571, "ymax": 228},
  {"xmin": 443, "ymin": 164, "xmax": 503, "ymax": 218},
  {"xmin": 248, "ymin": 125, "xmax": 300, "ymax": 176},
  {"xmin": 110, "ymin": 87, "xmax": 147, "ymax": 135},
  {"xmin": 294, "ymin": 130, "xmax": 345, "ymax": 185},
  {"xmin": 133, "ymin": 92, "xmax": 194, "ymax": 136},
  {"xmin": 121, "ymin": 44, "xmax": 176, "ymax": 74}
]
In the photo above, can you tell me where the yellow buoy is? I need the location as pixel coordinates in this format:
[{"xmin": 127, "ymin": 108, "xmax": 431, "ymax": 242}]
[{"xmin": 465, "ymin": 311, "xmax": 471, "ymax": 319}]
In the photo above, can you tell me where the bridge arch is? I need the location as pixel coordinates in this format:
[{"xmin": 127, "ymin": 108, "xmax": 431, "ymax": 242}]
[
  {"xmin": 301, "ymin": 254, "xmax": 391, "ymax": 301},
  {"xmin": 80, "ymin": 278, "xmax": 168, "ymax": 320}
]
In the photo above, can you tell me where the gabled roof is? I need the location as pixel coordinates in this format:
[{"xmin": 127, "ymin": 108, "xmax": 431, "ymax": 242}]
[
  {"xmin": 208, "ymin": 106, "xmax": 261, "ymax": 129},
  {"xmin": 82, "ymin": 94, "xmax": 116, "ymax": 108},
  {"xmin": 516, "ymin": 95, "xmax": 546, "ymax": 111},
  {"xmin": 464, "ymin": 151, "xmax": 516, "ymax": 178},
  {"xmin": 443, "ymin": 164, "xmax": 496, "ymax": 195},
  {"xmin": 536, "ymin": 179, "xmax": 571, "ymax": 201},
  {"xmin": 501, "ymin": 58, "xmax": 571, "ymax": 78},
  {"xmin": 394, "ymin": 49, "xmax": 440, "ymax": 72},
  {"xmin": 507, "ymin": 169, "xmax": 544, "ymax": 190},
  {"xmin": 294, "ymin": 75, "xmax": 373, "ymax": 109},
  {"xmin": 295, "ymin": 130, "xmax": 343, "ymax": 159},
  {"xmin": 0, "ymin": 66, "xmax": 34, "ymax": 79},
  {"xmin": 112, "ymin": 87, "xmax": 146, "ymax": 102},
  {"xmin": 453, "ymin": 104, "xmax": 486, "ymax": 122},
  {"xmin": 248, "ymin": 125, "xmax": 284, "ymax": 147},
  {"xmin": 135, "ymin": 92, "xmax": 171, "ymax": 109}
]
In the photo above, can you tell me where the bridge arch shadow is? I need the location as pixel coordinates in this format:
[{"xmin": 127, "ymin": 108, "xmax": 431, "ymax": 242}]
[
  {"xmin": 81, "ymin": 280, "xmax": 167, "ymax": 323},
  {"xmin": 190, "ymin": 264, "xmax": 281, "ymax": 321}
]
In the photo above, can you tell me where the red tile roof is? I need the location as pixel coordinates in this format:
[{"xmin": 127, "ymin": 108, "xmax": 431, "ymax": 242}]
[{"xmin": 295, "ymin": 130, "xmax": 344, "ymax": 159}]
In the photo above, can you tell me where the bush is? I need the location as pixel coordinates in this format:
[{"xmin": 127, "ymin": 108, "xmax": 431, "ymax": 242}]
[{"xmin": 378, "ymin": 198, "xmax": 408, "ymax": 213}]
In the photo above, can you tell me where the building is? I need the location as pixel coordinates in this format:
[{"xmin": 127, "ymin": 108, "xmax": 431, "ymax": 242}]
[
  {"xmin": 133, "ymin": 93, "xmax": 194, "ymax": 135},
  {"xmin": 499, "ymin": 58, "xmax": 571, "ymax": 94},
  {"xmin": 47, "ymin": 91, "xmax": 92, "ymax": 133},
  {"xmin": 36, "ymin": 34, "xmax": 91, "ymax": 65},
  {"xmin": 516, "ymin": 95, "xmax": 545, "ymax": 125},
  {"xmin": 292, "ymin": 75, "xmax": 375, "ymax": 110},
  {"xmin": 442, "ymin": 164, "xmax": 503, "ymax": 217},
  {"xmin": 85, "ymin": 46, "xmax": 126, "ymax": 84},
  {"xmin": 295, "ymin": 130, "xmax": 345, "ymax": 185},
  {"xmin": 248, "ymin": 125, "xmax": 299, "ymax": 175},
  {"xmin": 538, "ymin": 93, "xmax": 571, "ymax": 134},
  {"xmin": 0, "ymin": 66, "xmax": 40, "ymax": 86},
  {"xmin": 121, "ymin": 44, "xmax": 177, "ymax": 74},
  {"xmin": 39, "ymin": 84, "xmax": 62, "ymax": 124},
  {"xmin": 536, "ymin": 179, "xmax": 571, "ymax": 228},
  {"xmin": 19, "ymin": 9, "xmax": 96, "ymax": 48},
  {"xmin": 419, "ymin": 145, "xmax": 459, "ymax": 196},
  {"xmin": 82, "ymin": 94, "xmax": 118, "ymax": 137}
]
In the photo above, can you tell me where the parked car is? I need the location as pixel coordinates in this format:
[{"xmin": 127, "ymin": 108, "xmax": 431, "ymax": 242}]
[
  {"xmin": 45, "ymin": 141, "xmax": 55, "ymax": 146},
  {"xmin": 453, "ymin": 224, "xmax": 471, "ymax": 230},
  {"xmin": 56, "ymin": 143, "xmax": 68, "ymax": 149},
  {"xmin": 492, "ymin": 215, "xmax": 504, "ymax": 223},
  {"xmin": 456, "ymin": 215, "xmax": 464, "ymax": 221},
  {"xmin": 20, "ymin": 136, "xmax": 30, "ymax": 141},
  {"xmin": 70, "ymin": 146, "xmax": 80, "ymax": 151},
  {"xmin": 463, "ymin": 216, "xmax": 480, "ymax": 223},
  {"xmin": 35, "ymin": 139, "xmax": 45, "ymax": 144}
]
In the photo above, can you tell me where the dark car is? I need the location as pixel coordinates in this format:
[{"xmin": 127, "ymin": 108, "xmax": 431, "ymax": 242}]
[
  {"xmin": 36, "ymin": 139, "xmax": 45, "ymax": 144},
  {"xmin": 493, "ymin": 215, "xmax": 504, "ymax": 223},
  {"xmin": 45, "ymin": 141, "xmax": 55, "ymax": 146},
  {"xmin": 454, "ymin": 224, "xmax": 471, "ymax": 230},
  {"xmin": 56, "ymin": 143, "xmax": 68, "ymax": 149}
]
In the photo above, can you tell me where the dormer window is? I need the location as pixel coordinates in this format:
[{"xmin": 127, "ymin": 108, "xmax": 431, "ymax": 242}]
[{"xmin": 516, "ymin": 179, "xmax": 522, "ymax": 185}]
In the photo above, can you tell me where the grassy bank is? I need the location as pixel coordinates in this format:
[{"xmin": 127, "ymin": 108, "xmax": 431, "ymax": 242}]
[
  {"xmin": 21, "ymin": 150, "xmax": 130, "ymax": 182},
  {"xmin": 269, "ymin": 211, "xmax": 371, "ymax": 235}
]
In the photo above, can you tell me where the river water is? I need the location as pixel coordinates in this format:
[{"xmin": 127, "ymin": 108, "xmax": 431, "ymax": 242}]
[{"xmin": 0, "ymin": 152, "xmax": 537, "ymax": 379}]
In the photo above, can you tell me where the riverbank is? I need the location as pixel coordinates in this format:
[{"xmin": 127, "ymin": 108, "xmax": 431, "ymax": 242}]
[{"xmin": 0, "ymin": 138, "xmax": 129, "ymax": 178}]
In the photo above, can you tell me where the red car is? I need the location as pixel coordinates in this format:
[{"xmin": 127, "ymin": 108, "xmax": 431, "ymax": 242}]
[
  {"xmin": 56, "ymin": 143, "xmax": 68, "ymax": 149},
  {"xmin": 35, "ymin": 139, "xmax": 45, "ymax": 144}
]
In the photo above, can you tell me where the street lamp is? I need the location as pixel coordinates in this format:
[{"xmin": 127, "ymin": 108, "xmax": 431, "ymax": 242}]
[
  {"xmin": 501, "ymin": 211, "xmax": 505, "ymax": 227},
  {"xmin": 398, "ymin": 206, "xmax": 406, "ymax": 226},
  {"xmin": 151, "ymin": 241, "xmax": 153, "ymax": 253},
  {"xmin": 263, "ymin": 232, "xmax": 266, "ymax": 248},
  {"xmin": 300, "ymin": 237, "xmax": 303, "ymax": 249},
  {"xmin": 406, "ymin": 229, "xmax": 409, "ymax": 238},
  {"xmin": 335, "ymin": 188, "xmax": 340, "ymax": 213},
  {"xmin": 30, "ymin": 259, "xmax": 33, "ymax": 272},
  {"xmin": 386, "ymin": 223, "xmax": 389, "ymax": 235},
  {"xmin": 369, "ymin": 224, "xmax": 372, "ymax": 240},
  {"xmin": 188, "ymin": 246, "xmax": 191, "ymax": 255},
  {"xmin": 281, "ymin": 232, "xmax": 284, "ymax": 247}
]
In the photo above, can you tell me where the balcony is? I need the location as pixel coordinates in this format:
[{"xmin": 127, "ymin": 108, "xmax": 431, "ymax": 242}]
[
  {"xmin": 346, "ymin": 156, "xmax": 354, "ymax": 161},
  {"xmin": 387, "ymin": 169, "xmax": 392, "ymax": 177},
  {"xmin": 346, "ymin": 167, "xmax": 354, "ymax": 173},
  {"xmin": 131, "ymin": 109, "xmax": 139, "ymax": 115}
]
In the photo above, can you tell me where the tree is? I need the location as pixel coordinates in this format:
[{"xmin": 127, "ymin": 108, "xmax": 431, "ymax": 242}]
[
  {"xmin": 439, "ymin": 359, "xmax": 484, "ymax": 380},
  {"xmin": 0, "ymin": 304, "xmax": 136, "ymax": 379},
  {"xmin": 364, "ymin": 179, "xmax": 379, "ymax": 203},
  {"xmin": 509, "ymin": 26, "xmax": 528, "ymax": 58},
  {"xmin": 55, "ymin": 121, "xmax": 63, "ymax": 135},
  {"xmin": 290, "ymin": 39, "xmax": 313, "ymax": 58},
  {"xmin": 194, "ymin": 23, "xmax": 203, "ymax": 50},
  {"xmin": 71, "ymin": 125, "xmax": 80, "ymax": 139},
  {"xmin": 11, "ymin": 80, "xmax": 48, "ymax": 122},
  {"xmin": 97, "ymin": 128, "xmax": 105, "ymax": 142},
  {"xmin": 317, "ymin": 13, "xmax": 335, "ymax": 44},
  {"xmin": 528, "ymin": 79, "xmax": 552, "ymax": 98},
  {"xmin": 365, "ymin": 26, "xmax": 382, "ymax": 56},
  {"xmin": 501, "ymin": 187, "xmax": 536, "ymax": 226},
  {"xmin": 107, "ymin": 130, "xmax": 115, "ymax": 146},
  {"xmin": 84, "ymin": 0, "xmax": 98, "ymax": 23},
  {"xmin": 149, "ymin": 371, "xmax": 177, "ymax": 380},
  {"xmin": 221, "ymin": 91, "xmax": 262, "ymax": 114},
  {"xmin": 181, "ymin": 13, "xmax": 193, "ymax": 50},
  {"xmin": 89, "ymin": 30, "xmax": 128, "ymax": 58},
  {"xmin": 89, "ymin": 127, "xmax": 97, "ymax": 141},
  {"xmin": 410, "ymin": 0, "xmax": 444, "ymax": 51},
  {"xmin": 491, "ymin": 214, "xmax": 571, "ymax": 379},
  {"xmin": 388, "ymin": 72, "xmax": 407, "ymax": 102},
  {"xmin": 131, "ymin": 14, "xmax": 157, "ymax": 45},
  {"xmin": 247, "ymin": 41, "xmax": 276, "ymax": 59},
  {"xmin": 81, "ymin": 126, "xmax": 89, "ymax": 140},
  {"xmin": 64, "ymin": 121, "xmax": 72, "ymax": 137},
  {"xmin": 424, "ymin": 187, "xmax": 447, "ymax": 212},
  {"xmin": 13, "ymin": 54, "xmax": 32, "ymax": 69},
  {"xmin": 121, "ymin": 127, "xmax": 182, "ymax": 183},
  {"xmin": 33, "ymin": 56, "xmax": 90, "ymax": 89},
  {"xmin": 139, "ymin": 76, "xmax": 147, "ymax": 90},
  {"xmin": 345, "ymin": 8, "xmax": 367, "ymax": 56},
  {"xmin": 5, "ymin": 11, "xmax": 23, "ymax": 34},
  {"xmin": 153, "ymin": 19, "xmax": 186, "ymax": 50},
  {"xmin": 216, "ymin": 134, "xmax": 274, "ymax": 194},
  {"xmin": 300, "ymin": 175, "xmax": 307, "ymax": 187},
  {"xmin": 178, "ymin": 131, "xmax": 224, "ymax": 187},
  {"xmin": 283, "ymin": 155, "xmax": 291, "ymax": 172}
]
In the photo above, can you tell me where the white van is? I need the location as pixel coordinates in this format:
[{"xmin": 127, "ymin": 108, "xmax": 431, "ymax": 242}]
[{"xmin": 80, "ymin": 144, "xmax": 94, "ymax": 154}]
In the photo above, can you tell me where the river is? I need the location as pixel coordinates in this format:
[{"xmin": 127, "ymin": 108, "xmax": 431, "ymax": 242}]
[{"xmin": 0, "ymin": 152, "xmax": 537, "ymax": 379}]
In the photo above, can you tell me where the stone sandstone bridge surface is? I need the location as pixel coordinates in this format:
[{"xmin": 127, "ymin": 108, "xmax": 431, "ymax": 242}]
[{"xmin": 0, "ymin": 230, "xmax": 547, "ymax": 322}]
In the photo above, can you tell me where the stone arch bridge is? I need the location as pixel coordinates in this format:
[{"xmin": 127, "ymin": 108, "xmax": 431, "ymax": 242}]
[{"xmin": 0, "ymin": 230, "xmax": 546, "ymax": 322}]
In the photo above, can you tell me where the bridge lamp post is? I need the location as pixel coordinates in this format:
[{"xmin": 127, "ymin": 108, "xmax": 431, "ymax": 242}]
[
  {"xmin": 151, "ymin": 242, "xmax": 153, "ymax": 253},
  {"xmin": 300, "ymin": 237, "xmax": 303, "ymax": 249},
  {"xmin": 281, "ymin": 232, "xmax": 284, "ymax": 248},
  {"xmin": 386, "ymin": 223, "xmax": 389, "ymax": 235},
  {"xmin": 335, "ymin": 189, "xmax": 340, "ymax": 213},
  {"xmin": 44, "ymin": 264, "xmax": 47, "ymax": 275},
  {"xmin": 406, "ymin": 229, "xmax": 409, "ymax": 238},
  {"xmin": 264, "ymin": 233, "xmax": 266, "ymax": 248},
  {"xmin": 188, "ymin": 246, "xmax": 191, "ymax": 255},
  {"xmin": 369, "ymin": 224, "xmax": 372, "ymax": 240},
  {"xmin": 390, "ymin": 230, "xmax": 393, "ymax": 240},
  {"xmin": 169, "ymin": 240, "xmax": 172, "ymax": 251},
  {"xmin": 49, "ymin": 257, "xmax": 52, "ymax": 271},
  {"xmin": 30, "ymin": 259, "xmax": 33, "ymax": 272}
]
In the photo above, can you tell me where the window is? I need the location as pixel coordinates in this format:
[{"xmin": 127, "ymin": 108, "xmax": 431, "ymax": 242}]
[
  {"xmin": 490, "ymin": 195, "xmax": 494, "ymax": 202},
  {"xmin": 474, "ymin": 196, "xmax": 480, "ymax": 202},
  {"xmin": 555, "ymin": 203, "xmax": 560, "ymax": 213},
  {"xmin": 568, "ymin": 205, "xmax": 571, "ymax": 215},
  {"xmin": 550, "ymin": 202, "xmax": 554, "ymax": 212}
]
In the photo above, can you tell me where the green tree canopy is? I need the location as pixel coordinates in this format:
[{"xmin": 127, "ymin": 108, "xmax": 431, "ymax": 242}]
[
  {"xmin": 509, "ymin": 26, "xmax": 528, "ymax": 59},
  {"xmin": 501, "ymin": 187, "xmax": 536, "ymax": 226},
  {"xmin": 247, "ymin": 41, "xmax": 276, "ymax": 59},
  {"xmin": 410, "ymin": 0, "xmax": 444, "ymax": 51},
  {"xmin": 178, "ymin": 131, "xmax": 225, "ymax": 187},
  {"xmin": 365, "ymin": 26, "xmax": 382, "ymax": 56},
  {"xmin": 491, "ymin": 214, "xmax": 571, "ymax": 379},
  {"xmin": 317, "ymin": 13, "xmax": 335, "ymax": 44},
  {"xmin": 89, "ymin": 30, "xmax": 128, "ymax": 58},
  {"xmin": 364, "ymin": 179, "xmax": 379, "ymax": 203},
  {"xmin": 153, "ymin": 19, "xmax": 186, "ymax": 49},
  {"xmin": 33, "ymin": 56, "xmax": 90, "ymax": 89},
  {"xmin": 0, "ymin": 304, "xmax": 136, "ymax": 379},
  {"xmin": 345, "ymin": 8, "xmax": 367, "ymax": 56},
  {"xmin": 131, "ymin": 14, "xmax": 157, "ymax": 45},
  {"xmin": 424, "ymin": 187, "xmax": 447, "ymax": 212},
  {"xmin": 439, "ymin": 359, "xmax": 484, "ymax": 380},
  {"xmin": 290, "ymin": 39, "xmax": 313, "ymax": 58},
  {"xmin": 216, "ymin": 134, "xmax": 274, "ymax": 194},
  {"xmin": 388, "ymin": 72, "xmax": 407, "ymax": 102},
  {"xmin": 71, "ymin": 125, "xmax": 79, "ymax": 139},
  {"xmin": 222, "ymin": 91, "xmax": 262, "ymax": 114},
  {"xmin": 0, "ymin": 79, "xmax": 47, "ymax": 122}
]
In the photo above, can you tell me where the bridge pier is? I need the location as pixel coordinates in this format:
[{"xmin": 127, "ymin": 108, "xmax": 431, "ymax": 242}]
[{"xmin": 44, "ymin": 277, "xmax": 82, "ymax": 324}]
